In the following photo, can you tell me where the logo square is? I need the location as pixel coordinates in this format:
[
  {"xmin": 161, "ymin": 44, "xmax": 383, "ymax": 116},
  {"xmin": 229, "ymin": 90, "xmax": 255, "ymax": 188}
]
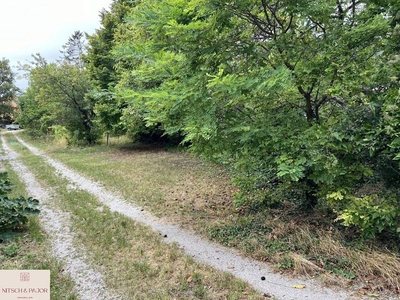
[{"xmin": 20, "ymin": 272, "xmax": 30, "ymax": 282}]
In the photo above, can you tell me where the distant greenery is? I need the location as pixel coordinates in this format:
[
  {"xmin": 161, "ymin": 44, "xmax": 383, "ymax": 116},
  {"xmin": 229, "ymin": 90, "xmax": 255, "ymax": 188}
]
[
  {"xmin": 17, "ymin": 32, "xmax": 98, "ymax": 145},
  {"xmin": 0, "ymin": 58, "xmax": 19, "ymax": 124},
  {"xmin": 15, "ymin": 0, "xmax": 400, "ymax": 238}
]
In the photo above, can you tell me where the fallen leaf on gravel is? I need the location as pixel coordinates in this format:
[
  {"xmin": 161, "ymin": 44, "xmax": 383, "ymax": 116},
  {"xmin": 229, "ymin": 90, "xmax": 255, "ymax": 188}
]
[
  {"xmin": 292, "ymin": 284, "xmax": 306, "ymax": 289},
  {"xmin": 367, "ymin": 293, "xmax": 380, "ymax": 297}
]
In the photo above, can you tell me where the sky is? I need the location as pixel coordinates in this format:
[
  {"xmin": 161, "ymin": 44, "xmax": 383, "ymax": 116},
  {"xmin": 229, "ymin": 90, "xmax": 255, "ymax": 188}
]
[{"xmin": 1, "ymin": 0, "xmax": 113, "ymax": 90}]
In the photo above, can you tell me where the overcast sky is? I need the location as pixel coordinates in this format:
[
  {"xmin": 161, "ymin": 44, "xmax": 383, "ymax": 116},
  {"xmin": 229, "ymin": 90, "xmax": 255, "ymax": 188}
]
[{"xmin": 1, "ymin": 0, "xmax": 113, "ymax": 90}]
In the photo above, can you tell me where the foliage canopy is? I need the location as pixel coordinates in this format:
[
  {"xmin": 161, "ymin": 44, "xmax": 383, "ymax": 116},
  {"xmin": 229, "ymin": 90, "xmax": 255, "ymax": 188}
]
[
  {"xmin": 18, "ymin": 48, "xmax": 98, "ymax": 144},
  {"xmin": 15, "ymin": 0, "xmax": 400, "ymax": 238}
]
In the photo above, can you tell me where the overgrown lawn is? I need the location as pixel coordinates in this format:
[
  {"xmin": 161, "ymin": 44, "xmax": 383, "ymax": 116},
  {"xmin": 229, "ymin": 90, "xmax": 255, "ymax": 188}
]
[
  {"xmin": 14, "ymin": 133, "xmax": 400, "ymax": 297},
  {"xmin": 6, "ymin": 133, "xmax": 264, "ymax": 299}
]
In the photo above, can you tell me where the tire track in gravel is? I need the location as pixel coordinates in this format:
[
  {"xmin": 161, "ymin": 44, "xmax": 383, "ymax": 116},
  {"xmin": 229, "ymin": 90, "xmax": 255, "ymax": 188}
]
[
  {"xmin": 1, "ymin": 135, "xmax": 122, "ymax": 300},
  {"xmin": 13, "ymin": 135, "xmax": 355, "ymax": 300}
]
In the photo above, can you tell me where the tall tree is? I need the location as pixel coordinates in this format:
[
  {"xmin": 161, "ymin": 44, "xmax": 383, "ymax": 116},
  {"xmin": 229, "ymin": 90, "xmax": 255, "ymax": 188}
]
[
  {"xmin": 18, "ymin": 53, "xmax": 97, "ymax": 144},
  {"xmin": 85, "ymin": 0, "xmax": 138, "ymax": 138},
  {"xmin": 111, "ymin": 0, "xmax": 400, "ymax": 236},
  {"xmin": 60, "ymin": 30, "xmax": 86, "ymax": 68},
  {"xmin": 86, "ymin": 0, "xmax": 138, "ymax": 90},
  {"xmin": 0, "ymin": 58, "xmax": 19, "ymax": 123}
]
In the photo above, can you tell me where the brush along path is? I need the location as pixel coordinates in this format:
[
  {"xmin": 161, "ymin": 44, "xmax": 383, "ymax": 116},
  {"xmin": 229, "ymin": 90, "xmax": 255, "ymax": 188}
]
[
  {"xmin": 1, "ymin": 135, "xmax": 122, "ymax": 299},
  {"xmin": 10, "ymin": 135, "xmax": 360, "ymax": 300}
]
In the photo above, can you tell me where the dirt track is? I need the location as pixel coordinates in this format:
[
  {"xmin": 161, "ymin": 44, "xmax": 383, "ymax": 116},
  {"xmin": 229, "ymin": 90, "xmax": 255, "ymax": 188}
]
[{"xmin": 3, "ymin": 133, "xmax": 381, "ymax": 300}]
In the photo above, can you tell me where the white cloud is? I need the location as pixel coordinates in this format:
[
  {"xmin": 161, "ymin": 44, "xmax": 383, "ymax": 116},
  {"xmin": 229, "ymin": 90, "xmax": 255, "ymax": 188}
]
[{"xmin": 0, "ymin": 0, "xmax": 113, "ymax": 89}]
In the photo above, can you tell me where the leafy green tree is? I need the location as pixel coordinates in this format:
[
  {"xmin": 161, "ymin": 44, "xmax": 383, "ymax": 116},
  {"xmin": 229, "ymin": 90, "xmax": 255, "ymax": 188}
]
[
  {"xmin": 17, "ymin": 84, "xmax": 51, "ymax": 137},
  {"xmin": 0, "ymin": 58, "xmax": 19, "ymax": 124},
  {"xmin": 85, "ymin": 0, "xmax": 138, "ymax": 138},
  {"xmin": 208, "ymin": 0, "xmax": 394, "ymax": 208},
  {"xmin": 61, "ymin": 30, "xmax": 86, "ymax": 68},
  {"xmin": 86, "ymin": 0, "xmax": 137, "ymax": 90},
  {"xmin": 111, "ymin": 0, "xmax": 400, "ymax": 237},
  {"xmin": 18, "ymin": 52, "xmax": 97, "ymax": 144}
]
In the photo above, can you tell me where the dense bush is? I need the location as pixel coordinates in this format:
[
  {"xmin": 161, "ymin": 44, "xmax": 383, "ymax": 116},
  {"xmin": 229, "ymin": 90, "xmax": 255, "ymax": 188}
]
[
  {"xmin": 106, "ymin": 0, "xmax": 400, "ymax": 238},
  {"xmin": 0, "ymin": 173, "xmax": 40, "ymax": 231}
]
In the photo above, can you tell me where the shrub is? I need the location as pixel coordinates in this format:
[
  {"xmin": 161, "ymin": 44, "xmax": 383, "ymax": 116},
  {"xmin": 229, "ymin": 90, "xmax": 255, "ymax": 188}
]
[
  {"xmin": 331, "ymin": 192, "xmax": 400, "ymax": 239},
  {"xmin": 0, "ymin": 172, "xmax": 40, "ymax": 231}
]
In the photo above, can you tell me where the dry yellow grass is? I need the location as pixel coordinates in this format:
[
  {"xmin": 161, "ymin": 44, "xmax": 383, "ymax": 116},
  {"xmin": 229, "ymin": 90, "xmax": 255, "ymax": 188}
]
[{"xmin": 289, "ymin": 226, "xmax": 400, "ymax": 294}]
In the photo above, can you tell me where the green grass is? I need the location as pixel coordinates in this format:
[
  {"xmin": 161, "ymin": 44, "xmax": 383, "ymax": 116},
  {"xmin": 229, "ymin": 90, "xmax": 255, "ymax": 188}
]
[
  {"xmin": 19, "ymin": 132, "xmax": 235, "ymax": 231},
  {"xmin": 4, "ymin": 133, "xmax": 265, "ymax": 299}
]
